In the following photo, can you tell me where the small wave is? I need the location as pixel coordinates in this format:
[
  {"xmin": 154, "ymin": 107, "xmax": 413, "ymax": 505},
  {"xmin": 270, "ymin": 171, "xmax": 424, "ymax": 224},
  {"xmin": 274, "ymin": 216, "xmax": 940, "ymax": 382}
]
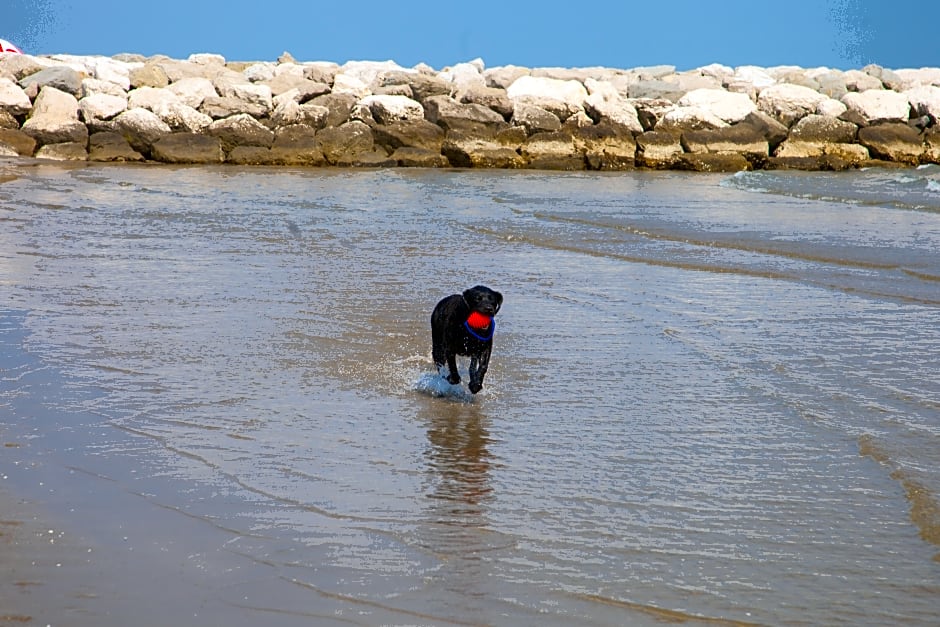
[
  {"xmin": 413, "ymin": 371, "xmax": 475, "ymax": 401},
  {"xmin": 927, "ymin": 180, "xmax": 940, "ymax": 194}
]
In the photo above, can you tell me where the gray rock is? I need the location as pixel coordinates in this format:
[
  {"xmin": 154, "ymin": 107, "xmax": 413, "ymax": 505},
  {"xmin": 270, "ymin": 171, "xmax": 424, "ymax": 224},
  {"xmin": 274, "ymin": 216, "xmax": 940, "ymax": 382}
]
[
  {"xmin": 371, "ymin": 119, "xmax": 445, "ymax": 153},
  {"xmin": 858, "ymin": 123, "xmax": 925, "ymax": 164},
  {"xmin": 459, "ymin": 86, "xmax": 513, "ymax": 119},
  {"xmin": 510, "ymin": 103, "xmax": 562, "ymax": 135},
  {"xmin": 522, "ymin": 131, "xmax": 585, "ymax": 170},
  {"xmin": 635, "ymin": 130, "xmax": 683, "ymax": 168},
  {"xmin": 268, "ymin": 124, "xmax": 326, "ymax": 165},
  {"xmin": 424, "ymin": 95, "xmax": 507, "ymax": 135},
  {"xmin": 88, "ymin": 131, "xmax": 144, "ymax": 161},
  {"xmin": 676, "ymin": 152, "xmax": 751, "ymax": 172},
  {"xmin": 740, "ymin": 111, "xmax": 789, "ymax": 151},
  {"xmin": 151, "ymin": 133, "xmax": 224, "ymax": 163},
  {"xmin": 20, "ymin": 66, "xmax": 83, "ymax": 98},
  {"xmin": 574, "ymin": 123, "xmax": 636, "ymax": 170},
  {"xmin": 316, "ymin": 120, "xmax": 375, "ymax": 164},
  {"xmin": 206, "ymin": 113, "xmax": 274, "ymax": 152},
  {"xmin": 200, "ymin": 96, "xmax": 266, "ymax": 119},
  {"xmin": 626, "ymin": 80, "xmax": 686, "ymax": 102},
  {"xmin": 390, "ymin": 146, "xmax": 449, "ymax": 167},
  {"xmin": 681, "ymin": 124, "xmax": 768, "ymax": 157},
  {"xmin": 35, "ymin": 141, "xmax": 88, "ymax": 161},
  {"xmin": 310, "ymin": 92, "xmax": 358, "ymax": 128},
  {"xmin": 0, "ymin": 128, "xmax": 36, "ymax": 155},
  {"xmin": 442, "ymin": 130, "xmax": 524, "ymax": 168},
  {"xmin": 787, "ymin": 114, "xmax": 858, "ymax": 143}
]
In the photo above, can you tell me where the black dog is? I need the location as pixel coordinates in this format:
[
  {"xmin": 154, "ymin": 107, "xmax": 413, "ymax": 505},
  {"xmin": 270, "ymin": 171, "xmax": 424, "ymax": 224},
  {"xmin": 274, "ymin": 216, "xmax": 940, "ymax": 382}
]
[{"xmin": 431, "ymin": 285, "xmax": 503, "ymax": 394}]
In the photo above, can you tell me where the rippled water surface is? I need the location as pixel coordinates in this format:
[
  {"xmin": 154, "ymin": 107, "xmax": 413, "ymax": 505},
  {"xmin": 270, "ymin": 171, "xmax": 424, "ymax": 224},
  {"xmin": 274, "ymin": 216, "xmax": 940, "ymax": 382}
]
[{"xmin": 1, "ymin": 161, "xmax": 939, "ymax": 625}]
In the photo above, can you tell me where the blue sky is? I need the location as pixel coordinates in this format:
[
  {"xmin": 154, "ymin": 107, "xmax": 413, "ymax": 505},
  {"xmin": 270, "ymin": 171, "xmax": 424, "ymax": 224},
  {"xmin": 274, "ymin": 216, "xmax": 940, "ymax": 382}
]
[{"xmin": 7, "ymin": 1, "xmax": 936, "ymax": 71}]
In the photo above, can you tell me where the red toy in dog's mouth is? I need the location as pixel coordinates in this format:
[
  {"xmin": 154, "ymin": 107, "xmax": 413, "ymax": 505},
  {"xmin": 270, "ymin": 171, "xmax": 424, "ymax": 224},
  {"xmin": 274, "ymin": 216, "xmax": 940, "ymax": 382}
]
[{"xmin": 466, "ymin": 311, "xmax": 492, "ymax": 330}]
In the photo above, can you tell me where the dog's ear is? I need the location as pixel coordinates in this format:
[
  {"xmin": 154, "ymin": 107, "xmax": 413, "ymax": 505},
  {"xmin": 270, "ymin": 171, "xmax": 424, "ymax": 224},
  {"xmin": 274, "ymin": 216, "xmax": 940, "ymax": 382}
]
[
  {"xmin": 463, "ymin": 287, "xmax": 481, "ymax": 307},
  {"xmin": 493, "ymin": 290, "xmax": 503, "ymax": 314}
]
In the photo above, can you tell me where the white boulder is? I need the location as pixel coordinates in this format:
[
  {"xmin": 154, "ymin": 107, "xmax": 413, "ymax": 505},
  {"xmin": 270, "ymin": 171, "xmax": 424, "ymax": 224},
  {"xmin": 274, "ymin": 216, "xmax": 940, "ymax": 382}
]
[
  {"xmin": 22, "ymin": 86, "xmax": 88, "ymax": 145},
  {"xmin": 0, "ymin": 77, "xmax": 32, "ymax": 115},
  {"xmin": 358, "ymin": 94, "xmax": 424, "ymax": 124},
  {"xmin": 657, "ymin": 105, "xmax": 729, "ymax": 132},
  {"xmin": 904, "ymin": 84, "xmax": 940, "ymax": 120},
  {"xmin": 816, "ymin": 97, "xmax": 848, "ymax": 118},
  {"xmin": 166, "ymin": 77, "xmax": 217, "ymax": 109},
  {"xmin": 757, "ymin": 83, "xmax": 827, "ymax": 125},
  {"xmin": 128, "ymin": 86, "xmax": 181, "ymax": 112},
  {"xmin": 439, "ymin": 59, "xmax": 487, "ymax": 91},
  {"xmin": 507, "ymin": 75, "xmax": 588, "ymax": 119},
  {"xmin": 79, "ymin": 93, "xmax": 128, "ymax": 122},
  {"xmin": 677, "ymin": 88, "xmax": 756, "ymax": 123},
  {"xmin": 153, "ymin": 101, "xmax": 213, "ymax": 133},
  {"xmin": 583, "ymin": 78, "xmax": 643, "ymax": 132},
  {"xmin": 331, "ymin": 73, "xmax": 371, "ymax": 98},
  {"xmin": 243, "ymin": 62, "xmax": 276, "ymax": 83},
  {"xmin": 841, "ymin": 89, "xmax": 911, "ymax": 124}
]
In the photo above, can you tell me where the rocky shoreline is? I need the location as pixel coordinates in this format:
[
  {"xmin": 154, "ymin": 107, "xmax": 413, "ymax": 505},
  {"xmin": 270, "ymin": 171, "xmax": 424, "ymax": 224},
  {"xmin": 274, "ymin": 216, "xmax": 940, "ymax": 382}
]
[{"xmin": 1, "ymin": 51, "xmax": 939, "ymax": 171}]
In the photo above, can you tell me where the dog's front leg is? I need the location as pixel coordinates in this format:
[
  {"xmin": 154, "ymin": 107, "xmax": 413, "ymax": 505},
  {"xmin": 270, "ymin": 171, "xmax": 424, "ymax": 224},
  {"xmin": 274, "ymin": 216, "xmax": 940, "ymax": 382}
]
[
  {"xmin": 445, "ymin": 353, "xmax": 461, "ymax": 385},
  {"xmin": 468, "ymin": 350, "xmax": 489, "ymax": 394}
]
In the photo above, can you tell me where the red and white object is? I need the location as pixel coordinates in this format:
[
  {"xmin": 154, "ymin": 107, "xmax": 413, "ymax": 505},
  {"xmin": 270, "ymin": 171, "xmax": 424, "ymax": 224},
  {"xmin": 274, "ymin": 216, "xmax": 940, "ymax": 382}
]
[{"xmin": 0, "ymin": 39, "xmax": 23, "ymax": 54}]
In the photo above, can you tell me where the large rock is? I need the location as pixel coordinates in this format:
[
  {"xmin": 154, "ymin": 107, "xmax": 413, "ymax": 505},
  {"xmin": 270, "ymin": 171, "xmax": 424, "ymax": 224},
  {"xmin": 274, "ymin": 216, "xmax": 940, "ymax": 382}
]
[
  {"xmin": 206, "ymin": 113, "xmax": 275, "ymax": 152},
  {"xmin": 390, "ymin": 146, "xmax": 449, "ymax": 167},
  {"xmin": 0, "ymin": 78, "xmax": 32, "ymax": 116},
  {"xmin": 371, "ymin": 119, "xmax": 444, "ymax": 153},
  {"xmin": 129, "ymin": 62, "xmax": 169, "ymax": 88},
  {"xmin": 199, "ymin": 96, "xmax": 261, "ymax": 119},
  {"xmin": 153, "ymin": 101, "xmax": 213, "ymax": 133},
  {"xmin": 0, "ymin": 54, "xmax": 43, "ymax": 82},
  {"xmin": 82, "ymin": 56, "xmax": 132, "ymax": 91},
  {"xmin": 439, "ymin": 60, "xmax": 486, "ymax": 92},
  {"xmin": 35, "ymin": 141, "xmax": 88, "ymax": 161},
  {"xmin": 857, "ymin": 123, "xmax": 924, "ymax": 164},
  {"xmin": 774, "ymin": 114, "xmax": 869, "ymax": 164},
  {"xmin": 22, "ymin": 86, "xmax": 89, "ymax": 146},
  {"xmin": 112, "ymin": 107, "xmax": 172, "ymax": 154},
  {"xmin": 262, "ymin": 74, "xmax": 329, "ymax": 98},
  {"xmin": 309, "ymin": 92, "xmax": 357, "ymax": 128},
  {"xmin": 521, "ymin": 131, "xmax": 584, "ymax": 170},
  {"xmin": 316, "ymin": 120, "xmax": 375, "ymax": 164},
  {"xmin": 923, "ymin": 127, "xmax": 940, "ymax": 164},
  {"xmin": 657, "ymin": 105, "xmax": 729, "ymax": 132},
  {"xmin": 510, "ymin": 103, "xmax": 561, "ymax": 135},
  {"xmin": 267, "ymin": 124, "xmax": 326, "ymax": 165},
  {"xmin": 88, "ymin": 131, "xmax": 144, "ymax": 162},
  {"xmin": 626, "ymin": 79, "xmax": 686, "ymax": 102},
  {"xmin": 676, "ymin": 152, "xmax": 751, "ymax": 172},
  {"xmin": 358, "ymin": 94, "xmax": 424, "ymax": 124},
  {"xmin": 79, "ymin": 93, "xmax": 128, "ymax": 124},
  {"xmin": 757, "ymin": 83, "xmax": 827, "ymax": 126},
  {"xmin": 904, "ymin": 85, "xmax": 940, "ymax": 122},
  {"xmin": 583, "ymin": 79, "xmax": 643, "ymax": 132},
  {"xmin": 128, "ymin": 86, "xmax": 181, "ymax": 112},
  {"xmin": 507, "ymin": 75, "xmax": 588, "ymax": 119},
  {"xmin": 270, "ymin": 100, "xmax": 329, "ymax": 128},
  {"xmin": 442, "ymin": 130, "xmax": 524, "ymax": 168},
  {"xmin": 841, "ymin": 90, "xmax": 911, "ymax": 125},
  {"xmin": 574, "ymin": 123, "xmax": 637, "ymax": 170},
  {"xmin": 19, "ymin": 66, "xmax": 83, "ymax": 98},
  {"xmin": 677, "ymin": 88, "xmax": 756, "ymax": 123},
  {"xmin": 484, "ymin": 65, "xmax": 530, "ymax": 90},
  {"xmin": 680, "ymin": 124, "xmax": 768, "ymax": 157},
  {"xmin": 80, "ymin": 77, "xmax": 126, "ymax": 98},
  {"xmin": 151, "ymin": 133, "xmax": 224, "ymax": 163},
  {"xmin": 214, "ymin": 78, "xmax": 273, "ymax": 116},
  {"xmin": 458, "ymin": 86, "xmax": 513, "ymax": 119},
  {"xmin": 0, "ymin": 128, "xmax": 36, "ymax": 156},
  {"xmin": 424, "ymin": 95, "xmax": 507, "ymax": 134},
  {"xmin": 740, "ymin": 110, "xmax": 789, "ymax": 151},
  {"xmin": 166, "ymin": 77, "xmax": 217, "ymax": 109},
  {"xmin": 635, "ymin": 130, "xmax": 683, "ymax": 168}
]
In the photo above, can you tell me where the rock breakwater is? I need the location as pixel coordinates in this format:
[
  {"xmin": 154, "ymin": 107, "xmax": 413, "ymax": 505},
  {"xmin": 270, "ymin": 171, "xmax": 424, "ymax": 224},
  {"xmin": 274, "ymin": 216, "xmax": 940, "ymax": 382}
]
[{"xmin": 2, "ymin": 51, "xmax": 939, "ymax": 171}]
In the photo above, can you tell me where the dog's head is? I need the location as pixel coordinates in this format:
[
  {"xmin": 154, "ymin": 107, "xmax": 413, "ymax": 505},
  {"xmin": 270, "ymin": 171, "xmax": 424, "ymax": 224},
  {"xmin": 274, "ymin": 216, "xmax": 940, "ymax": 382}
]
[{"xmin": 463, "ymin": 285, "xmax": 503, "ymax": 316}]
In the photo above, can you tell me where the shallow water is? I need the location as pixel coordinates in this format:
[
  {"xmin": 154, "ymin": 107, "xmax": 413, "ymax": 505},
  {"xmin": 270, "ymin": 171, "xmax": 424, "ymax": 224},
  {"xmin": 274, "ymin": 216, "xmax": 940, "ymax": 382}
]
[{"xmin": 1, "ymin": 161, "xmax": 939, "ymax": 625}]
